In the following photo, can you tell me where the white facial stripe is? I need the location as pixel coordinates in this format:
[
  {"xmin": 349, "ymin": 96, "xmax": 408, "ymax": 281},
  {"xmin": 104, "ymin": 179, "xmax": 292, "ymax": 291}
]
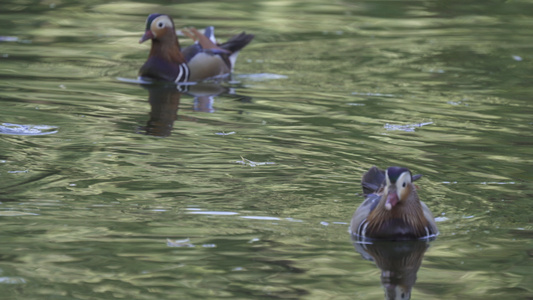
[
  {"xmin": 395, "ymin": 171, "xmax": 412, "ymax": 200},
  {"xmin": 385, "ymin": 169, "xmax": 391, "ymax": 197},
  {"xmin": 397, "ymin": 171, "xmax": 412, "ymax": 185},
  {"xmin": 151, "ymin": 16, "xmax": 173, "ymax": 33}
]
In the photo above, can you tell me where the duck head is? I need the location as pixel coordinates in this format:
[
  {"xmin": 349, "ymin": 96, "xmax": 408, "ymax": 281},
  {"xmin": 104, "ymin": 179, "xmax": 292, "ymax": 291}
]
[
  {"xmin": 384, "ymin": 167, "xmax": 413, "ymax": 211},
  {"xmin": 139, "ymin": 14, "xmax": 176, "ymax": 44}
]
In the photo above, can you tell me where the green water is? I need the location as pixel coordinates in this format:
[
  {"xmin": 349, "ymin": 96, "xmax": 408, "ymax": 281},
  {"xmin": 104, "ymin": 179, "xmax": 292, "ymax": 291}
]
[{"xmin": 1, "ymin": 0, "xmax": 532, "ymax": 299}]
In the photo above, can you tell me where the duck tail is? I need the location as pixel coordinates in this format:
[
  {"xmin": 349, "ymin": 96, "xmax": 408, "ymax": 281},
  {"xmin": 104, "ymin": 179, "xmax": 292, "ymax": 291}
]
[
  {"xmin": 219, "ymin": 32, "xmax": 255, "ymax": 53},
  {"xmin": 219, "ymin": 33, "xmax": 254, "ymax": 71}
]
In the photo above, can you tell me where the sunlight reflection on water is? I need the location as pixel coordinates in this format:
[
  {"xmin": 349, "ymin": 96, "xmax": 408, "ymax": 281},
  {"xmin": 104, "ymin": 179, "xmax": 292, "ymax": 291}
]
[
  {"xmin": 0, "ymin": 123, "xmax": 58, "ymax": 135},
  {"xmin": 187, "ymin": 211, "xmax": 239, "ymax": 216}
]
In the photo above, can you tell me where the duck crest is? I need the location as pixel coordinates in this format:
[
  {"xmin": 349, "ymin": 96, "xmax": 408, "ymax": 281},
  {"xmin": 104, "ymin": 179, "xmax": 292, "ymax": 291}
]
[
  {"xmin": 386, "ymin": 166, "xmax": 410, "ymax": 183},
  {"xmin": 145, "ymin": 13, "xmax": 163, "ymax": 31}
]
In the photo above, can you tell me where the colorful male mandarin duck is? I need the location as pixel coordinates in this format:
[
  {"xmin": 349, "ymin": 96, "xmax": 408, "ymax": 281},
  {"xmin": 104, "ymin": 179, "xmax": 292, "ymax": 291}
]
[
  {"xmin": 139, "ymin": 13, "xmax": 254, "ymax": 83},
  {"xmin": 350, "ymin": 166, "xmax": 438, "ymax": 240}
]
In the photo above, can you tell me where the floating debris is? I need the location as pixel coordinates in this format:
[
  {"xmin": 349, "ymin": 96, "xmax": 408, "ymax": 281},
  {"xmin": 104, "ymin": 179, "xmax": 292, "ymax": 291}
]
[
  {"xmin": 384, "ymin": 122, "xmax": 433, "ymax": 132},
  {"xmin": 0, "ymin": 36, "xmax": 19, "ymax": 42},
  {"xmin": 215, "ymin": 131, "xmax": 236, "ymax": 136},
  {"xmin": 240, "ymin": 216, "xmax": 281, "ymax": 221},
  {"xmin": 0, "ymin": 211, "xmax": 39, "ymax": 216},
  {"xmin": 443, "ymin": 181, "xmax": 515, "ymax": 185},
  {"xmin": 7, "ymin": 170, "xmax": 28, "ymax": 174},
  {"xmin": 428, "ymin": 68, "xmax": 445, "ymax": 73},
  {"xmin": 237, "ymin": 73, "xmax": 288, "ymax": 81},
  {"xmin": 187, "ymin": 211, "xmax": 239, "ymax": 215},
  {"xmin": 166, "ymin": 238, "xmax": 216, "ymax": 248},
  {"xmin": 285, "ymin": 217, "xmax": 303, "ymax": 223},
  {"xmin": 351, "ymin": 92, "xmax": 396, "ymax": 97},
  {"xmin": 0, "ymin": 123, "xmax": 58, "ymax": 136},
  {"xmin": 166, "ymin": 238, "xmax": 195, "ymax": 248},
  {"xmin": 435, "ymin": 216, "xmax": 449, "ymax": 222},
  {"xmin": 447, "ymin": 100, "xmax": 469, "ymax": 106},
  {"xmin": 0, "ymin": 277, "xmax": 26, "ymax": 284},
  {"xmin": 235, "ymin": 156, "xmax": 275, "ymax": 167},
  {"xmin": 117, "ymin": 77, "xmax": 157, "ymax": 85}
]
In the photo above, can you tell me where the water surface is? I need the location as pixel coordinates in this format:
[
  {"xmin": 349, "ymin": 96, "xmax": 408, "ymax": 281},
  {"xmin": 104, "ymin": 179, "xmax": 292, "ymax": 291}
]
[{"xmin": 1, "ymin": 0, "xmax": 532, "ymax": 299}]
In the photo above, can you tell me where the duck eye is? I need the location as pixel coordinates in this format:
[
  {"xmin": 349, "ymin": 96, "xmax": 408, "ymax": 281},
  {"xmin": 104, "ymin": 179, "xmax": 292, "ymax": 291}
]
[
  {"xmin": 402, "ymin": 182, "xmax": 406, "ymax": 188},
  {"xmin": 157, "ymin": 21, "xmax": 164, "ymax": 28}
]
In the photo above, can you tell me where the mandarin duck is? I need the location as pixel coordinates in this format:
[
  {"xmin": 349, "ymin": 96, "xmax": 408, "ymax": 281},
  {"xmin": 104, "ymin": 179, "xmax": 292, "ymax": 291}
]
[
  {"xmin": 139, "ymin": 13, "xmax": 254, "ymax": 83},
  {"xmin": 350, "ymin": 166, "xmax": 438, "ymax": 240}
]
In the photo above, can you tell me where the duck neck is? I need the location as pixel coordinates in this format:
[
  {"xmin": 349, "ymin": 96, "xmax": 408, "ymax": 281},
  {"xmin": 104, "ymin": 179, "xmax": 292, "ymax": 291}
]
[
  {"xmin": 149, "ymin": 37, "xmax": 186, "ymax": 64},
  {"xmin": 367, "ymin": 188, "xmax": 427, "ymax": 236}
]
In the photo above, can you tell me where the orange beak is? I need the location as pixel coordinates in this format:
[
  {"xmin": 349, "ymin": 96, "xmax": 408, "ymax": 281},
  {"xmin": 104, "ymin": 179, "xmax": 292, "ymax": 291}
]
[{"xmin": 139, "ymin": 30, "xmax": 154, "ymax": 43}]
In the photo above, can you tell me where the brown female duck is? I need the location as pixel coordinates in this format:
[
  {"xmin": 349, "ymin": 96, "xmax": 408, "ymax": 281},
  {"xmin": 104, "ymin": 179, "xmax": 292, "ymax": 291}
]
[
  {"xmin": 350, "ymin": 166, "xmax": 438, "ymax": 240},
  {"xmin": 139, "ymin": 14, "xmax": 254, "ymax": 83}
]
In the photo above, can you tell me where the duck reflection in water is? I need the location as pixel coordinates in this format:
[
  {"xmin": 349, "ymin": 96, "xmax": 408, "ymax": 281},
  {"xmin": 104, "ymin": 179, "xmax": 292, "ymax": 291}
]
[
  {"xmin": 350, "ymin": 166, "xmax": 438, "ymax": 299},
  {"xmin": 139, "ymin": 82, "xmax": 249, "ymax": 136},
  {"xmin": 353, "ymin": 239, "xmax": 430, "ymax": 300}
]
